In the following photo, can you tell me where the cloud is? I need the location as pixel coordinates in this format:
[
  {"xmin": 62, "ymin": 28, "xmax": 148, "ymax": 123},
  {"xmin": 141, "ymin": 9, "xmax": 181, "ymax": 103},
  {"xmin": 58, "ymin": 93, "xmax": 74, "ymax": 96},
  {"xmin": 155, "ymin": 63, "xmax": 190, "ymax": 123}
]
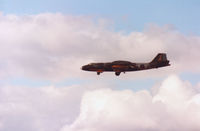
[
  {"xmin": 61, "ymin": 75, "xmax": 200, "ymax": 131},
  {"xmin": 0, "ymin": 85, "xmax": 87, "ymax": 131},
  {"xmin": 0, "ymin": 75, "xmax": 200, "ymax": 131},
  {"xmin": 0, "ymin": 13, "xmax": 200, "ymax": 80},
  {"xmin": 0, "ymin": 13, "xmax": 200, "ymax": 130}
]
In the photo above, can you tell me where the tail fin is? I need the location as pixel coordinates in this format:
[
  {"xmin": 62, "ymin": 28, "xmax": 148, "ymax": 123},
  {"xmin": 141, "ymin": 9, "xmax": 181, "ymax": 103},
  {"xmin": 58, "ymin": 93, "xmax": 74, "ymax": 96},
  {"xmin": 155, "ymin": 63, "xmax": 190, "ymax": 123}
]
[{"xmin": 151, "ymin": 53, "xmax": 168, "ymax": 63}]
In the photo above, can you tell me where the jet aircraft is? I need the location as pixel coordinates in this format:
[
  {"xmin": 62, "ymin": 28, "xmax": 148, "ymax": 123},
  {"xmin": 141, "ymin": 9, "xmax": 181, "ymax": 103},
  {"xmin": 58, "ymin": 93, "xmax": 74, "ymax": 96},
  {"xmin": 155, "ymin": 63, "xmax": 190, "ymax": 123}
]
[{"xmin": 81, "ymin": 53, "xmax": 170, "ymax": 76}]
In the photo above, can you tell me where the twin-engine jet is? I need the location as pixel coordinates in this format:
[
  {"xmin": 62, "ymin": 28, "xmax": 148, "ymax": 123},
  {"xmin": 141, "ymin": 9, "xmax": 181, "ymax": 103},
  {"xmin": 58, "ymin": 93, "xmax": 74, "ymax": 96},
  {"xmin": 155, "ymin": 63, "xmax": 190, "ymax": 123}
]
[{"xmin": 81, "ymin": 53, "xmax": 170, "ymax": 76}]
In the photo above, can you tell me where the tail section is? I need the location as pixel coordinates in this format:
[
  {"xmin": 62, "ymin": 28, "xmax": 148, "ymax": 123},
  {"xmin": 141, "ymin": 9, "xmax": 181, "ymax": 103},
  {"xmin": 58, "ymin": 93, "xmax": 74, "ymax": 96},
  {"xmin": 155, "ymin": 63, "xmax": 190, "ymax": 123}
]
[
  {"xmin": 151, "ymin": 53, "xmax": 167, "ymax": 63},
  {"xmin": 150, "ymin": 53, "xmax": 170, "ymax": 67}
]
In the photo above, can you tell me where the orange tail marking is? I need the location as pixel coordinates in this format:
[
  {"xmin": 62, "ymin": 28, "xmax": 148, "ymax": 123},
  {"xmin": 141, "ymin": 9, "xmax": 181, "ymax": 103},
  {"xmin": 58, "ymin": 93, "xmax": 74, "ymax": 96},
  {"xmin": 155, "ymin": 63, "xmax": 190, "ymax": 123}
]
[{"xmin": 158, "ymin": 55, "xmax": 162, "ymax": 62}]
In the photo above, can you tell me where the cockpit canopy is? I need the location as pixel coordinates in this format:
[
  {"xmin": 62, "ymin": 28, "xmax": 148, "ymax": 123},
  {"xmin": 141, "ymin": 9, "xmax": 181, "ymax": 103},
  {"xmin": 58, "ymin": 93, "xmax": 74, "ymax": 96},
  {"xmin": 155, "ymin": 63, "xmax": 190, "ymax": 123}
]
[{"xmin": 88, "ymin": 63, "xmax": 104, "ymax": 66}]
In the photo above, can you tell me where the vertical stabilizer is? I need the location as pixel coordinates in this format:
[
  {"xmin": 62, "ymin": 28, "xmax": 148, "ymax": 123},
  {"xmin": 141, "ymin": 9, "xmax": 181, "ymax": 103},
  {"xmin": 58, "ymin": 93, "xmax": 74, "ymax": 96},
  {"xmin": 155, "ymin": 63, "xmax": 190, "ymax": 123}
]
[{"xmin": 150, "ymin": 53, "xmax": 168, "ymax": 63}]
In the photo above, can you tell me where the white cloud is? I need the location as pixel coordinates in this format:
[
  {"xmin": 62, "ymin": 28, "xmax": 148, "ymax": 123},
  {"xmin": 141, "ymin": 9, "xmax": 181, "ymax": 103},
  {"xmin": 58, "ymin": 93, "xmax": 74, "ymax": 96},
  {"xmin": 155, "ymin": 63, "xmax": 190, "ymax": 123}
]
[
  {"xmin": 61, "ymin": 75, "xmax": 200, "ymax": 131},
  {"xmin": 0, "ymin": 13, "xmax": 200, "ymax": 79},
  {"xmin": 0, "ymin": 85, "xmax": 87, "ymax": 131},
  {"xmin": 0, "ymin": 75, "xmax": 200, "ymax": 131}
]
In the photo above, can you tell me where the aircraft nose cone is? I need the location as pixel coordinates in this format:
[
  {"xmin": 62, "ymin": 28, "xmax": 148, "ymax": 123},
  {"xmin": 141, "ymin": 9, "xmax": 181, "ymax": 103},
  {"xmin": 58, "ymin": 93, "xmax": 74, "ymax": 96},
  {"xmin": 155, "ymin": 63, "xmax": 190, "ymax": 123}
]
[
  {"xmin": 81, "ymin": 65, "xmax": 87, "ymax": 70},
  {"xmin": 81, "ymin": 66, "xmax": 85, "ymax": 70}
]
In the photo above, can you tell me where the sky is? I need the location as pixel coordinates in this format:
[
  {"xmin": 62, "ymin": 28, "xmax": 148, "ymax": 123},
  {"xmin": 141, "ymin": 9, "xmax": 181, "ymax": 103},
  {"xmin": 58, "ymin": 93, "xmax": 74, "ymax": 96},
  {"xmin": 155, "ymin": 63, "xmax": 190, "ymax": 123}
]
[
  {"xmin": 0, "ymin": 0, "xmax": 200, "ymax": 131},
  {"xmin": 1, "ymin": 0, "xmax": 200, "ymax": 34}
]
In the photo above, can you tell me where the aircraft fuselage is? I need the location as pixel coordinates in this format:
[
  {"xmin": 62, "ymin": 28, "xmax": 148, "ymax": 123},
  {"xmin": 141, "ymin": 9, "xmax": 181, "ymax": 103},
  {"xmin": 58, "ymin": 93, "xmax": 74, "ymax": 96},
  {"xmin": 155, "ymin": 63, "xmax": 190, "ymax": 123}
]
[{"xmin": 81, "ymin": 53, "xmax": 170, "ymax": 76}]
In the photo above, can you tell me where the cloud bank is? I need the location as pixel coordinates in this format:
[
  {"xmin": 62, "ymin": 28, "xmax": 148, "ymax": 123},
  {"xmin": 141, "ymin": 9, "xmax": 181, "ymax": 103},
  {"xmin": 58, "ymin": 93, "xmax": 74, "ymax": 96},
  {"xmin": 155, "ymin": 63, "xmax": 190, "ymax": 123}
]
[
  {"xmin": 0, "ymin": 75, "xmax": 200, "ymax": 131},
  {"xmin": 0, "ymin": 13, "xmax": 200, "ymax": 131},
  {"xmin": 0, "ymin": 13, "xmax": 200, "ymax": 79},
  {"xmin": 61, "ymin": 75, "xmax": 200, "ymax": 131}
]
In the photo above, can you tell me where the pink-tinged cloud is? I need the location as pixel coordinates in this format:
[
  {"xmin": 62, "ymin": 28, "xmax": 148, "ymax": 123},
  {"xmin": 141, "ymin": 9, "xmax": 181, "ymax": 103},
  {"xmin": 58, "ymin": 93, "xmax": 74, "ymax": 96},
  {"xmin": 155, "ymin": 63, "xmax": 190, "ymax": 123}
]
[{"xmin": 0, "ymin": 13, "xmax": 200, "ymax": 79}]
